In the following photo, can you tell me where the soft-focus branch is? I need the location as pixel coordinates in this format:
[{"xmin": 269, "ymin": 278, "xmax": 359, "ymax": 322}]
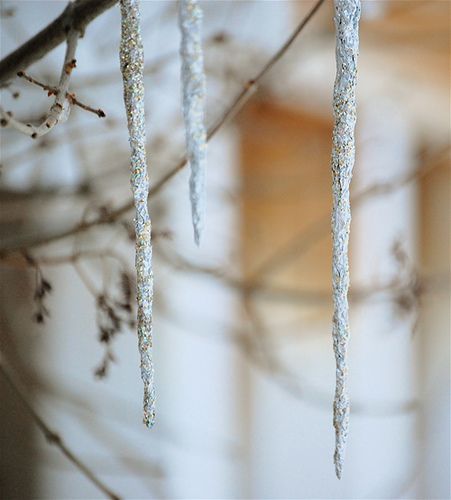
[
  {"xmin": 241, "ymin": 300, "xmax": 418, "ymax": 416},
  {"xmin": 0, "ymin": 352, "xmax": 121, "ymax": 500},
  {"xmin": 0, "ymin": 0, "xmax": 118, "ymax": 85},
  {"xmin": 0, "ymin": 0, "xmax": 326, "ymax": 254},
  {"xmin": 163, "ymin": 295, "xmax": 419, "ymax": 417},
  {"xmin": 158, "ymin": 249, "xmax": 447, "ymax": 308}
]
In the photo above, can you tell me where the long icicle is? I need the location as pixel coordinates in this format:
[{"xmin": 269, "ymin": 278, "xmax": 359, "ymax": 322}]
[
  {"xmin": 330, "ymin": 0, "xmax": 361, "ymax": 479},
  {"xmin": 119, "ymin": 0, "xmax": 155, "ymax": 428},
  {"xmin": 178, "ymin": 0, "xmax": 207, "ymax": 245}
]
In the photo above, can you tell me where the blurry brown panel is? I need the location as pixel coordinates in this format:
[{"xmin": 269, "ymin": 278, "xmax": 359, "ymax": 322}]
[
  {"xmin": 420, "ymin": 153, "xmax": 450, "ymax": 274},
  {"xmin": 239, "ymin": 99, "xmax": 332, "ymax": 291}
]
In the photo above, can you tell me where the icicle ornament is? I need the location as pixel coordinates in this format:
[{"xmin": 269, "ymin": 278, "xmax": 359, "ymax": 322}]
[
  {"xmin": 119, "ymin": 0, "xmax": 155, "ymax": 428},
  {"xmin": 178, "ymin": 0, "xmax": 207, "ymax": 245},
  {"xmin": 330, "ymin": 0, "xmax": 361, "ymax": 479}
]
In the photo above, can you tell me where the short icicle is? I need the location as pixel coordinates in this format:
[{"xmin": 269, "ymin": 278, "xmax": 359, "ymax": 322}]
[{"xmin": 178, "ymin": 0, "xmax": 208, "ymax": 245}]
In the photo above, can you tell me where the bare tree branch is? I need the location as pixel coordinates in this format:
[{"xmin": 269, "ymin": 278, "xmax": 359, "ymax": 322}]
[
  {"xmin": 162, "ymin": 296, "xmax": 419, "ymax": 417},
  {"xmin": 1, "ymin": 30, "xmax": 79, "ymax": 138},
  {"xmin": 158, "ymin": 248, "xmax": 448, "ymax": 308},
  {"xmin": 0, "ymin": 0, "xmax": 326, "ymax": 254},
  {"xmin": 17, "ymin": 71, "xmax": 106, "ymax": 118},
  {"xmin": 0, "ymin": 0, "xmax": 118, "ymax": 85},
  {"xmin": 0, "ymin": 352, "xmax": 122, "ymax": 500}
]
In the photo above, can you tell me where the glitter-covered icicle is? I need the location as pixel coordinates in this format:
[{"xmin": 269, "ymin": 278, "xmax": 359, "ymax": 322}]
[
  {"xmin": 178, "ymin": 0, "xmax": 207, "ymax": 245},
  {"xmin": 119, "ymin": 0, "xmax": 155, "ymax": 428},
  {"xmin": 330, "ymin": 0, "xmax": 361, "ymax": 479}
]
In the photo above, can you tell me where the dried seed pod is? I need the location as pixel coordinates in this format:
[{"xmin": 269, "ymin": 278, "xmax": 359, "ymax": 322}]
[
  {"xmin": 330, "ymin": 0, "xmax": 361, "ymax": 479},
  {"xmin": 178, "ymin": 0, "xmax": 207, "ymax": 245},
  {"xmin": 119, "ymin": 0, "xmax": 155, "ymax": 428}
]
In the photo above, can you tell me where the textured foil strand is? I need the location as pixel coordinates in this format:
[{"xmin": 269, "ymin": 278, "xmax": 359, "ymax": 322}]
[
  {"xmin": 119, "ymin": 0, "xmax": 155, "ymax": 428},
  {"xmin": 179, "ymin": 0, "xmax": 207, "ymax": 245},
  {"xmin": 330, "ymin": 0, "xmax": 361, "ymax": 479}
]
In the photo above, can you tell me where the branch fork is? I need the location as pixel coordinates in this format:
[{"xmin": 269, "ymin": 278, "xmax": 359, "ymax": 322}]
[{"xmin": 0, "ymin": 29, "xmax": 80, "ymax": 138}]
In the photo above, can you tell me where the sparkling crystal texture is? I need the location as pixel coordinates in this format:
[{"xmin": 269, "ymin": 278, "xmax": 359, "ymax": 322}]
[
  {"xmin": 179, "ymin": 0, "xmax": 207, "ymax": 245},
  {"xmin": 119, "ymin": 0, "xmax": 155, "ymax": 428},
  {"xmin": 330, "ymin": 0, "xmax": 361, "ymax": 479}
]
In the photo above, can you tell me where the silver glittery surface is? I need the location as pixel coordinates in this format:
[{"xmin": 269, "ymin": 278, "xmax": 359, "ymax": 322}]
[
  {"xmin": 119, "ymin": 0, "xmax": 155, "ymax": 428},
  {"xmin": 330, "ymin": 0, "xmax": 361, "ymax": 479},
  {"xmin": 179, "ymin": 0, "xmax": 207, "ymax": 245}
]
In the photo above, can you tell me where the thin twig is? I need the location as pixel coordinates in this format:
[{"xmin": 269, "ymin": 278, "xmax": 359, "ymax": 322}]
[
  {"xmin": 67, "ymin": 93, "xmax": 106, "ymax": 118},
  {"xmin": 158, "ymin": 249, "xmax": 447, "ymax": 308},
  {"xmin": 0, "ymin": 352, "xmax": 121, "ymax": 500},
  {"xmin": 73, "ymin": 259, "xmax": 99, "ymax": 298},
  {"xmin": 0, "ymin": 30, "xmax": 79, "ymax": 138},
  {"xmin": 17, "ymin": 71, "xmax": 106, "ymax": 118},
  {"xmin": 17, "ymin": 71, "xmax": 52, "ymax": 91},
  {"xmin": 165, "ymin": 297, "xmax": 418, "ymax": 417}
]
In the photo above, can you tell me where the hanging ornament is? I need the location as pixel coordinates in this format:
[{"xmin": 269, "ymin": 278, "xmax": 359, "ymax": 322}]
[
  {"xmin": 178, "ymin": 0, "xmax": 208, "ymax": 245},
  {"xmin": 119, "ymin": 0, "xmax": 155, "ymax": 428},
  {"xmin": 330, "ymin": 0, "xmax": 361, "ymax": 479}
]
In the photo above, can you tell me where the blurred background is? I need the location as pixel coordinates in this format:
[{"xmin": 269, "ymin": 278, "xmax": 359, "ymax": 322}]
[{"xmin": 0, "ymin": 1, "xmax": 449, "ymax": 498}]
